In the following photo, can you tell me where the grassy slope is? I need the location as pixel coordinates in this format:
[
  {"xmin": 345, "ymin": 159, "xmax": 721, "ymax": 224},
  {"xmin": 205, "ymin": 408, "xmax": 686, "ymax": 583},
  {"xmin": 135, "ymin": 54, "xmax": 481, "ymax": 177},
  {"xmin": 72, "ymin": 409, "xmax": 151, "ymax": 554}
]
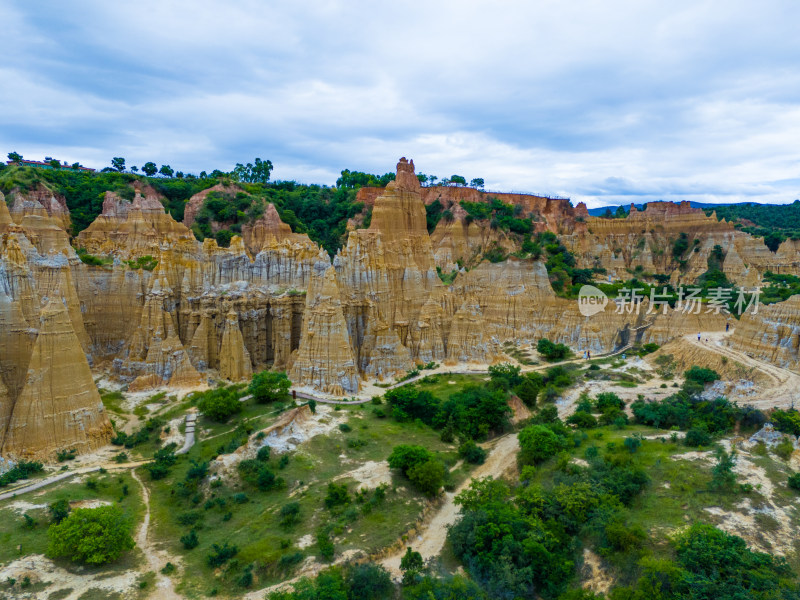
[
  {"xmin": 526, "ymin": 423, "xmax": 800, "ymax": 589},
  {"xmin": 143, "ymin": 397, "xmax": 477, "ymax": 597}
]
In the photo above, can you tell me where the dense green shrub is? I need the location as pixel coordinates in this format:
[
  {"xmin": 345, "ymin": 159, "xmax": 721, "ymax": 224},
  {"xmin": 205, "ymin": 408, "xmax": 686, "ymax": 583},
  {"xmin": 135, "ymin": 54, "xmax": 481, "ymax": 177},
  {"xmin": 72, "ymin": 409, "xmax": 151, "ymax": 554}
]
[
  {"xmin": 684, "ymin": 428, "xmax": 712, "ymax": 447},
  {"xmin": 567, "ymin": 411, "xmax": 598, "ymax": 429},
  {"xmin": 385, "ymin": 387, "xmax": 440, "ymax": 424},
  {"xmin": 771, "ymin": 408, "xmax": 800, "ymax": 436},
  {"xmin": 538, "ymin": 338, "xmax": 571, "ymax": 360},
  {"xmin": 207, "ymin": 542, "xmax": 238, "ymax": 567},
  {"xmin": 196, "ymin": 386, "xmax": 243, "ymax": 422},
  {"xmin": 518, "ymin": 424, "xmax": 570, "ymax": 465},
  {"xmin": 0, "ymin": 460, "xmax": 44, "ymax": 487},
  {"xmin": 458, "ymin": 440, "xmax": 487, "ymax": 465},
  {"xmin": 47, "ymin": 506, "xmax": 134, "ymax": 565},
  {"xmin": 248, "ymin": 370, "xmax": 291, "ymax": 403},
  {"xmin": 684, "ymin": 366, "xmax": 720, "ymax": 385},
  {"xmin": 324, "ymin": 482, "xmax": 351, "ymax": 509}
]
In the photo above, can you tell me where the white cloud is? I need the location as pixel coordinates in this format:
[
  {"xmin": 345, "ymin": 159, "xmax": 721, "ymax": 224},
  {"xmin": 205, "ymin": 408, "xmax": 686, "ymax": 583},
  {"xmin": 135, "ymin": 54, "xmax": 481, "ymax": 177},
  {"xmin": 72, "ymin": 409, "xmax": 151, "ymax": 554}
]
[{"xmin": 2, "ymin": 0, "xmax": 800, "ymax": 206}]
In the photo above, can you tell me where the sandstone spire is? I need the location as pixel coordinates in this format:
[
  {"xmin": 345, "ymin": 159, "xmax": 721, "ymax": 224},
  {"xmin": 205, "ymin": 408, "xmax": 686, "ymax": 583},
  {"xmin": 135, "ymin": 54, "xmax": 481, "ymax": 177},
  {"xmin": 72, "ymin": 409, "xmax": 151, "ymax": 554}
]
[
  {"xmin": 2, "ymin": 300, "xmax": 112, "ymax": 460},
  {"xmin": 0, "ymin": 193, "xmax": 12, "ymax": 233},
  {"xmin": 218, "ymin": 309, "xmax": 253, "ymax": 381},
  {"xmin": 289, "ymin": 266, "xmax": 359, "ymax": 395}
]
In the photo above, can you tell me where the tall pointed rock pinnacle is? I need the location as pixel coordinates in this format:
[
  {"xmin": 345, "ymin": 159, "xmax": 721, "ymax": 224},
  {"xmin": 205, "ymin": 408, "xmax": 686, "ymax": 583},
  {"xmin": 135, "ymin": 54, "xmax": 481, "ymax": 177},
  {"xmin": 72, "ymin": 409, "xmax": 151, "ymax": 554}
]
[
  {"xmin": 218, "ymin": 309, "xmax": 253, "ymax": 381},
  {"xmin": 2, "ymin": 300, "xmax": 112, "ymax": 460},
  {"xmin": 289, "ymin": 266, "xmax": 359, "ymax": 395}
]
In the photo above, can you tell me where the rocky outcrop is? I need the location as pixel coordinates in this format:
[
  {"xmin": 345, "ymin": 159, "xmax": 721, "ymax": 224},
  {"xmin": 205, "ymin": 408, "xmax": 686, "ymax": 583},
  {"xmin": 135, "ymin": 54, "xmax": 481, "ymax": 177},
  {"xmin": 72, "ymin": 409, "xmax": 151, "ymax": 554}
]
[
  {"xmin": 1, "ymin": 300, "xmax": 111, "ymax": 460},
  {"xmin": 7, "ymin": 185, "xmax": 71, "ymax": 232},
  {"xmin": 335, "ymin": 158, "xmax": 442, "ymax": 370},
  {"xmin": 182, "ymin": 183, "xmax": 240, "ymax": 228},
  {"xmin": 76, "ymin": 183, "xmax": 195, "ymax": 259},
  {"xmin": 430, "ymin": 203, "xmax": 516, "ymax": 270},
  {"xmin": 289, "ymin": 266, "xmax": 360, "ymax": 395},
  {"xmin": 445, "ymin": 297, "xmax": 502, "ymax": 364},
  {"xmin": 218, "ymin": 309, "xmax": 254, "ymax": 382},
  {"xmin": 728, "ymin": 295, "xmax": 800, "ymax": 369}
]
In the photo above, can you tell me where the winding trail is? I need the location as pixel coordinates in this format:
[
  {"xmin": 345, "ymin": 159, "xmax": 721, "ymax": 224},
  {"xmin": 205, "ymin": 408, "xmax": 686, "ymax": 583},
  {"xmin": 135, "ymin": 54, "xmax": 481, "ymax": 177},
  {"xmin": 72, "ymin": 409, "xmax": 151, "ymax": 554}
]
[
  {"xmin": 131, "ymin": 468, "xmax": 182, "ymax": 600},
  {"xmin": 685, "ymin": 330, "xmax": 800, "ymax": 409},
  {"xmin": 380, "ymin": 433, "xmax": 521, "ymax": 578}
]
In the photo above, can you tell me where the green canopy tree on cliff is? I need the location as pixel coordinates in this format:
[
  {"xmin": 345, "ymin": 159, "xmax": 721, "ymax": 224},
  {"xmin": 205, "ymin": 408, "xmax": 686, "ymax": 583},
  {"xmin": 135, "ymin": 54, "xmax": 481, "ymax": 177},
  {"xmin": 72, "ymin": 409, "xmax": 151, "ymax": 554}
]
[
  {"xmin": 111, "ymin": 157, "xmax": 126, "ymax": 172},
  {"xmin": 142, "ymin": 161, "xmax": 158, "ymax": 177},
  {"xmin": 232, "ymin": 157, "xmax": 273, "ymax": 184}
]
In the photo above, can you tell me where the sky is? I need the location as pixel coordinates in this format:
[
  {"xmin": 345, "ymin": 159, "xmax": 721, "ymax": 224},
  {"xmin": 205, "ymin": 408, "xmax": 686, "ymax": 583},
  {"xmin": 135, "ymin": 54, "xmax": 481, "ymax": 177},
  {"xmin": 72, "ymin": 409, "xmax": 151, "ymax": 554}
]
[{"xmin": 2, "ymin": 1, "xmax": 800, "ymax": 208}]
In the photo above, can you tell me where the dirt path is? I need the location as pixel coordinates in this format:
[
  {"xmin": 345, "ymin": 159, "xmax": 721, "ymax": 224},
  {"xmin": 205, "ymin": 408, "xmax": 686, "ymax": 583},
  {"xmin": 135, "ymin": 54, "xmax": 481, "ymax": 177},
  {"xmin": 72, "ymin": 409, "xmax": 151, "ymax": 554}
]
[
  {"xmin": 0, "ymin": 461, "xmax": 150, "ymax": 502},
  {"xmin": 131, "ymin": 469, "xmax": 183, "ymax": 600},
  {"xmin": 380, "ymin": 433, "xmax": 521, "ymax": 578},
  {"xmin": 686, "ymin": 330, "xmax": 800, "ymax": 409}
]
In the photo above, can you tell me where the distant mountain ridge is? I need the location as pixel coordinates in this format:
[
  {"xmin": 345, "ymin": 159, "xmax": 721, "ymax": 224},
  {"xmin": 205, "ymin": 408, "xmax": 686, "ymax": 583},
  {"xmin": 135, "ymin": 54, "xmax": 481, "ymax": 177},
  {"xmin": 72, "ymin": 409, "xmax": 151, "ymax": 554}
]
[{"xmin": 587, "ymin": 199, "xmax": 800, "ymax": 216}]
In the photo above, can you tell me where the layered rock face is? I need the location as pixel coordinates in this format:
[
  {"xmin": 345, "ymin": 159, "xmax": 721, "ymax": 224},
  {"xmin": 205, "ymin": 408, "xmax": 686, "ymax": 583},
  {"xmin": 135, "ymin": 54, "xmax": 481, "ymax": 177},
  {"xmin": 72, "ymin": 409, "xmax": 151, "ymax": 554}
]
[
  {"xmin": 3, "ymin": 157, "xmax": 799, "ymax": 461},
  {"xmin": 335, "ymin": 158, "xmax": 442, "ymax": 375},
  {"xmin": 76, "ymin": 182, "xmax": 196, "ymax": 259},
  {"xmin": 559, "ymin": 202, "xmax": 785, "ymax": 285},
  {"xmin": 218, "ymin": 310, "xmax": 254, "ymax": 382},
  {"xmin": 289, "ymin": 266, "xmax": 360, "ymax": 394},
  {"xmin": 1, "ymin": 300, "xmax": 111, "ymax": 460},
  {"xmin": 430, "ymin": 203, "xmax": 516, "ymax": 271},
  {"xmin": 728, "ymin": 295, "xmax": 800, "ymax": 369}
]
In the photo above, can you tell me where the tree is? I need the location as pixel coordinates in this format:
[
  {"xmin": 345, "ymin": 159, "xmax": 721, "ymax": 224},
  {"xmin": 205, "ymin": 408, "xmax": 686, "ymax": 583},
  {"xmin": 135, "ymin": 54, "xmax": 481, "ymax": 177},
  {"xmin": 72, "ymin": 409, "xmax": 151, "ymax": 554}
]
[
  {"xmin": 385, "ymin": 387, "xmax": 440, "ymax": 424},
  {"xmin": 48, "ymin": 499, "xmax": 70, "ymax": 524},
  {"xmin": 248, "ymin": 370, "xmax": 291, "ymax": 404},
  {"xmin": 388, "ymin": 445, "xmax": 434, "ymax": 475},
  {"xmin": 324, "ymin": 482, "xmax": 350, "ymax": 508},
  {"xmin": 710, "ymin": 447, "xmax": 737, "ymax": 491},
  {"xmin": 279, "ymin": 502, "xmax": 301, "ymax": 526},
  {"xmin": 615, "ymin": 205, "xmax": 627, "ymax": 218},
  {"xmin": 624, "ymin": 436, "xmax": 642, "ymax": 453},
  {"xmin": 7, "ymin": 151, "xmax": 22, "ymax": 164},
  {"xmin": 518, "ymin": 424, "xmax": 567, "ymax": 464},
  {"xmin": 196, "ymin": 387, "xmax": 243, "ymax": 422},
  {"xmin": 181, "ymin": 529, "xmax": 199, "ymax": 549},
  {"xmin": 488, "ymin": 363, "xmax": 522, "ymax": 390},
  {"xmin": 49, "ymin": 159, "xmax": 61, "ymax": 169},
  {"xmin": 407, "ymin": 458, "xmax": 446, "ymax": 496},
  {"xmin": 111, "ymin": 157, "xmax": 126, "ymax": 172},
  {"xmin": 345, "ymin": 563, "xmax": 393, "ymax": 600},
  {"xmin": 232, "ymin": 157, "xmax": 273, "ymax": 184},
  {"xmin": 514, "ymin": 373, "xmax": 543, "ymax": 407},
  {"xmin": 450, "ymin": 174, "xmax": 467, "ymax": 186},
  {"xmin": 788, "ymin": 472, "xmax": 800, "ymax": 491},
  {"xmin": 131, "ymin": 165, "xmax": 139, "ymax": 173},
  {"xmin": 142, "ymin": 162, "xmax": 157, "ymax": 177},
  {"xmin": 458, "ymin": 440, "xmax": 487, "ymax": 464},
  {"xmin": 684, "ymin": 365, "xmax": 720, "ymax": 385},
  {"xmin": 47, "ymin": 506, "xmax": 134, "ymax": 565},
  {"xmin": 159, "ymin": 164, "xmax": 174, "ymax": 178},
  {"xmin": 400, "ymin": 547, "xmax": 424, "ymax": 585},
  {"xmin": 469, "ymin": 177, "xmax": 485, "ymax": 189},
  {"xmin": 537, "ymin": 338, "xmax": 570, "ymax": 360}
]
